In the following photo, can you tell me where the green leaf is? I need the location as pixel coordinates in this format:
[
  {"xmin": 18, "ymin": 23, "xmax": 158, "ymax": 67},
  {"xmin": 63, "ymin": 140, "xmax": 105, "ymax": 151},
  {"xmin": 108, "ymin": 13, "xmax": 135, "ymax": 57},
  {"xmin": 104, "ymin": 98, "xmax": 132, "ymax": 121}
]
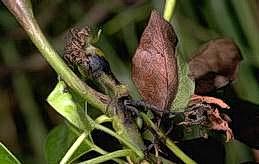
[
  {"xmin": 0, "ymin": 143, "xmax": 21, "ymax": 164},
  {"xmin": 47, "ymin": 81, "xmax": 92, "ymax": 130},
  {"xmin": 225, "ymin": 140, "xmax": 255, "ymax": 164},
  {"xmin": 45, "ymin": 123, "xmax": 93, "ymax": 164},
  {"xmin": 142, "ymin": 129, "xmax": 154, "ymax": 142},
  {"xmin": 171, "ymin": 51, "xmax": 195, "ymax": 112}
]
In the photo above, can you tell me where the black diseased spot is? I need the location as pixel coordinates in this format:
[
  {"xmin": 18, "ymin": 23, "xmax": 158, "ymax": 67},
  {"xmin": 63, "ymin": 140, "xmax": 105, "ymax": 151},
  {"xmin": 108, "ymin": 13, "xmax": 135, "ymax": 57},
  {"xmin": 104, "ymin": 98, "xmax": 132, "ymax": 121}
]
[{"xmin": 188, "ymin": 114, "xmax": 197, "ymax": 120}]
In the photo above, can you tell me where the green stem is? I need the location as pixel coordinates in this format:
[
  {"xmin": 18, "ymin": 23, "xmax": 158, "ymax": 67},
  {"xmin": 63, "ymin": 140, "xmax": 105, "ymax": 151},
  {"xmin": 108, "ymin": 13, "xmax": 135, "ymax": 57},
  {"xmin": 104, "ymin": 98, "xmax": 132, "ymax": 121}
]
[
  {"xmin": 1, "ymin": 0, "xmax": 109, "ymax": 113},
  {"xmin": 78, "ymin": 149, "xmax": 131, "ymax": 164},
  {"xmin": 95, "ymin": 115, "xmax": 113, "ymax": 124},
  {"xmin": 162, "ymin": 2, "xmax": 195, "ymax": 162},
  {"xmin": 60, "ymin": 132, "xmax": 87, "ymax": 164},
  {"xmin": 91, "ymin": 147, "xmax": 126, "ymax": 164},
  {"xmin": 165, "ymin": 139, "xmax": 196, "ymax": 164},
  {"xmin": 140, "ymin": 112, "xmax": 197, "ymax": 164},
  {"xmin": 94, "ymin": 124, "xmax": 144, "ymax": 158},
  {"xmin": 67, "ymin": 123, "xmax": 126, "ymax": 163},
  {"xmin": 163, "ymin": 0, "xmax": 177, "ymax": 22},
  {"xmin": 2, "ymin": 1, "xmax": 145, "ymax": 162}
]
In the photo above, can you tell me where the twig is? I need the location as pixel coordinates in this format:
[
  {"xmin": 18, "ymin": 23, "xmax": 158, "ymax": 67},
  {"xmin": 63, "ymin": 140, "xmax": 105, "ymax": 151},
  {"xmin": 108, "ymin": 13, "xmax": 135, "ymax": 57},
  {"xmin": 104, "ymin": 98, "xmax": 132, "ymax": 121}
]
[
  {"xmin": 1, "ymin": 0, "xmax": 110, "ymax": 113},
  {"xmin": 78, "ymin": 149, "xmax": 132, "ymax": 164},
  {"xmin": 163, "ymin": 0, "xmax": 177, "ymax": 22},
  {"xmin": 60, "ymin": 132, "xmax": 88, "ymax": 164},
  {"xmin": 67, "ymin": 123, "xmax": 126, "ymax": 163},
  {"xmin": 140, "ymin": 112, "xmax": 197, "ymax": 164},
  {"xmin": 94, "ymin": 123, "xmax": 144, "ymax": 158}
]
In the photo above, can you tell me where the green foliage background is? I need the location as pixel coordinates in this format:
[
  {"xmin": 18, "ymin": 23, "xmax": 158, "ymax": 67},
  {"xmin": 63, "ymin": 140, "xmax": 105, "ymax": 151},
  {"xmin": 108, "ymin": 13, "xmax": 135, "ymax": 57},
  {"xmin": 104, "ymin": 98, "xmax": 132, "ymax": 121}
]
[{"xmin": 0, "ymin": 0, "xmax": 258, "ymax": 163}]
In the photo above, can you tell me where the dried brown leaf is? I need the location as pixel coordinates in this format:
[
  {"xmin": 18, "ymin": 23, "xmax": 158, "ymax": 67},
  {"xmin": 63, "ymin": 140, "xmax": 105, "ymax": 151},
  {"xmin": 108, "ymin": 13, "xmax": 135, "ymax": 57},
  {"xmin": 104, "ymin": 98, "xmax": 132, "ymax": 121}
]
[
  {"xmin": 189, "ymin": 94, "xmax": 230, "ymax": 109},
  {"xmin": 179, "ymin": 95, "xmax": 234, "ymax": 141},
  {"xmin": 207, "ymin": 108, "xmax": 234, "ymax": 142},
  {"xmin": 188, "ymin": 38, "xmax": 242, "ymax": 94},
  {"xmin": 132, "ymin": 10, "xmax": 178, "ymax": 111}
]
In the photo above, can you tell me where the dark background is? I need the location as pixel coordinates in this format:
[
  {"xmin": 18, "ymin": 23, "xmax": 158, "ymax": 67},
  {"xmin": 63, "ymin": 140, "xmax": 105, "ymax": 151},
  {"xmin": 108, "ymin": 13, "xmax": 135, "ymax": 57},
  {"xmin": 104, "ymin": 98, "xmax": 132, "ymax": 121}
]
[{"xmin": 0, "ymin": 0, "xmax": 258, "ymax": 163}]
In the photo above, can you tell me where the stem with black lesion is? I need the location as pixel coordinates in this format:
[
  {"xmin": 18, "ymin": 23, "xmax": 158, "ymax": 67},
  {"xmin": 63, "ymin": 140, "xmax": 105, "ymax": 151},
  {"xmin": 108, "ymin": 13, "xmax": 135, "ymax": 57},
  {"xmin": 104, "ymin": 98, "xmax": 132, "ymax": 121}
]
[
  {"xmin": 140, "ymin": 112, "xmax": 197, "ymax": 164},
  {"xmin": 1, "ymin": 0, "xmax": 145, "ymax": 161},
  {"xmin": 2, "ymin": 0, "xmax": 109, "ymax": 112}
]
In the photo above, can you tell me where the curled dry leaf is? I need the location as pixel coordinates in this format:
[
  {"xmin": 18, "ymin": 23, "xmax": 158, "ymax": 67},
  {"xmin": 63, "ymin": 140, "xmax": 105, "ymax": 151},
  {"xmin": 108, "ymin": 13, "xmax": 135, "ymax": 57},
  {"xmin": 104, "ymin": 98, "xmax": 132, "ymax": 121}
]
[
  {"xmin": 64, "ymin": 27, "xmax": 124, "ymax": 98},
  {"xmin": 207, "ymin": 108, "xmax": 234, "ymax": 142},
  {"xmin": 132, "ymin": 10, "xmax": 178, "ymax": 111},
  {"xmin": 188, "ymin": 38, "xmax": 242, "ymax": 94},
  {"xmin": 179, "ymin": 95, "xmax": 234, "ymax": 141},
  {"xmin": 189, "ymin": 94, "xmax": 230, "ymax": 109}
]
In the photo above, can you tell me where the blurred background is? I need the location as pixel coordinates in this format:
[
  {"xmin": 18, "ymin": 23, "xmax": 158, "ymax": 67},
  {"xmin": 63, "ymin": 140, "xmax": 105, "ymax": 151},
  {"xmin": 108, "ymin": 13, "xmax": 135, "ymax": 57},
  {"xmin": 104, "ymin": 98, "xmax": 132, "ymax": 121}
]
[{"xmin": 0, "ymin": 0, "xmax": 258, "ymax": 163}]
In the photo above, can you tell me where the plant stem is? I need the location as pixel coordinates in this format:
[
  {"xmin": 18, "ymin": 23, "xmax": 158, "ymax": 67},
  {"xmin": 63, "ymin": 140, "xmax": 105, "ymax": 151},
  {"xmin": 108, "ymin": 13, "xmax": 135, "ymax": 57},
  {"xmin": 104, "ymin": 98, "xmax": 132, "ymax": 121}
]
[
  {"xmin": 67, "ymin": 123, "xmax": 126, "ymax": 163},
  {"xmin": 162, "ymin": 1, "xmax": 196, "ymax": 163},
  {"xmin": 78, "ymin": 149, "xmax": 131, "ymax": 164},
  {"xmin": 60, "ymin": 132, "xmax": 87, "ymax": 164},
  {"xmin": 1, "ymin": 0, "xmax": 109, "ymax": 113},
  {"xmin": 165, "ymin": 139, "xmax": 196, "ymax": 164},
  {"xmin": 95, "ymin": 115, "xmax": 113, "ymax": 124},
  {"xmin": 140, "ymin": 112, "xmax": 197, "ymax": 164},
  {"xmin": 91, "ymin": 147, "xmax": 126, "ymax": 164},
  {"xmin": 94, "ymin": 124, "xmax": 144, "ymax": 158},
  {"xmin": 163, "ymin": 0, "xmax": 177, "ymax": 22},
  {"xmin": 2, "ymin": 1, "xmax": 145, "ymax": 162}
]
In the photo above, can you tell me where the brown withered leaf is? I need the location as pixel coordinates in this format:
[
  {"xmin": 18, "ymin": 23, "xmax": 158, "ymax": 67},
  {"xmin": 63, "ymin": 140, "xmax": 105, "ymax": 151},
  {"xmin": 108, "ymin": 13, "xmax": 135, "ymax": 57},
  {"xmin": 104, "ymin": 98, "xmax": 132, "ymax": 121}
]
[
  {"xmin": 207, "ymin": 108, "xmax": 234, "ymax": 142},
  {"xmin": 189, "ymin": 94, "xmax": 230, "ymax": 110},
  {"xmin": 188, "ymin": 38, "xmax": 242, "ymax": 94},
  {"xmin": 132, "ymin": 10, "xmax": 178, "ymax": 111},
  {"xmin": 178, "ymin": 95, "xmax": 233, "ymax": 141}
]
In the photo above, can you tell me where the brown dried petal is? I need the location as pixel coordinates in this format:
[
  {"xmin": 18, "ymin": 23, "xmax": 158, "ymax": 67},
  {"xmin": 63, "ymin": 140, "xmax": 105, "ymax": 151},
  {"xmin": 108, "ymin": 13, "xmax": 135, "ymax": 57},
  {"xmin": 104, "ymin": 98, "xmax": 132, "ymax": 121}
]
[
  {"xmin": 180, "ymin": 95, "xmax": 234, "ymax": 141},
  {"xmin": 190, "ymin": 94, "xmax": 230, "ymax": 109},
  {"xmin": 188, "ymin": 38, "xmax": 242, "ymax": 94},
  {"xmin": 132, "ymin": 10, "xmax": 178, "ymax": 111},
  {"xmin": 64, "ymin": 27, "xmax": 90, "ymax": 66},
  {"xmin": 207, "ymin": 109, "xmax": 234, "ymax": 142}
]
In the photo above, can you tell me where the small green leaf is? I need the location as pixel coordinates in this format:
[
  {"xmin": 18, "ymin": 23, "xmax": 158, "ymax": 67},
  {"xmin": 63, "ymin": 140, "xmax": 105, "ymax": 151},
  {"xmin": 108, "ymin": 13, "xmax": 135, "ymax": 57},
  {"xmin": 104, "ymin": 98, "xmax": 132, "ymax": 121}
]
[
  {"xmin": 45, "ymin": 123, "xmax": 93, "ymax": 164},
  {"xmin": 142, "ymin": 129, "xmax": 154, "ymax": 142},
  {"xmin": 171, "ymin": 51, "xmax": 195, "ymax": 112},
  {"xmin": 47, "ymin": 81, "xmax": 91, "ymax": 130},
  {"xmin": 0, "ymin": 143, "xmax": 21, "ymax": 164},
  {"xmin": 225, "ymin": 140, "xmax": 255, "ymax": 164}
]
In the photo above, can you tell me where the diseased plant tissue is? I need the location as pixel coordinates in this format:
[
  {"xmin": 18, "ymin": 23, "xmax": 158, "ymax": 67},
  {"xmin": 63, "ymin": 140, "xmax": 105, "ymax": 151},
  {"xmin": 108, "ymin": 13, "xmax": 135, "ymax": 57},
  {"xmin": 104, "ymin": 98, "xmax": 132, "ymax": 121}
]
[
  {"xmin": 1, "ymin": 0, "xmax": 257, "ymax": 163},
  {"xmin": 59, "ymin": 9, "xmax": 242, "ymax": 163}
]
